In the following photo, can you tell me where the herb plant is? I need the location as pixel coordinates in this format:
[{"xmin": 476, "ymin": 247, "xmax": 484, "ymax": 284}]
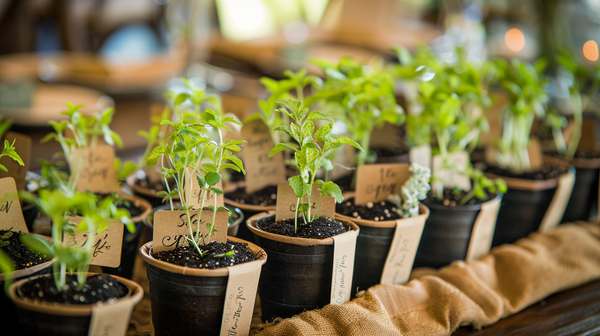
[
  {"xmin": 145, "ymin": 106, "xmax": 245, "ymax": 256},
  {"xmin": 388, "ymin": 163, "xmax": 431, "ymax": 218},
  {"xmin": 269, "ymin": 99, "xmax": 363, "ymax": 231}
]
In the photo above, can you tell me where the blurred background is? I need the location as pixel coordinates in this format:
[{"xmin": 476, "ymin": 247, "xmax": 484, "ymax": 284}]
[{"xmin": 0, "ymin": 0, "xmax": 596, "ymax": 168}]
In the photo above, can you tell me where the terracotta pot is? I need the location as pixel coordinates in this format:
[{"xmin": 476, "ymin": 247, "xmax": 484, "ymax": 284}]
[
  {"xmin": 246, "ymin": 212, "xmax": 359, "ymax": 322},
  {"xmin": 139, "ymin": 237, "xmax": 267, "ymax": 336},
  {"xmin": 335, "ymin": 195, "xmax": 429, "ymax": 293},
  {"xmin": 8, "ymin": 273, "xmax": 143, "ymax": 336}
]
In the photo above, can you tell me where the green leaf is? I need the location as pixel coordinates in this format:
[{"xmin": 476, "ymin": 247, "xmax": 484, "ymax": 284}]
[
  {"xmin": 318, "ymin": 181, "xmax": 344, "ymax": 203},
  {"xmin": 288, "ymin": 175, "xmax": 310, "ymax": 198},
  {"xmin": 146, "ymin": 145, "xmax": 170, "ymax": 167},
  {"xmin": 269, "ymin": 143, "xmax": 299, "ymax": 157},
  {"xmin": 205, "ymin": 172, "xmax": 221, "ymax": 186},
  {"xmin": 20, "ymin": 234, "xmax": 54, "ymax": 260},
  {"xmin": 335, "ymin": 137, "xmax": 363, "ymax": 151}
]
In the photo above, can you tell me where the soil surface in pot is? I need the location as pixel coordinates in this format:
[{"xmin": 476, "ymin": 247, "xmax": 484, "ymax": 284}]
[
  {"xmin": 257, "ymin": 215, "xmax": 347, "ymax": 239},
  {"xmin": 336, "ymin": 198, "xmax": 403, "ymax": 221},
  {"xmin": 224, "ymin": 185, "xmax": 278, "ymax": 207},
  {"xmin": 0, "ymin": 230, "xmax": 48, "ymax": 270},
  {"xmin": 423, "ymin": 189, "xmax": 494, "ymax": 207},
  {"xmin": 134, "ymin": 176, "xmax": 176, "ymax": 194},
  {"xmin": 153, "ymin": 240, "xmax": 256, "ymax": 269},
  {"xmin": 18, "ymin": 273, "xmax": 127, "ymax": 304},
  {"xmin": 486, "ymin": 163, "xmax": 565, "ymax": 180},
  {"xmin": 372, "ymin": 147, "xmax": 408, "ymax": 159},
  {"xmin": 96, "ymin": 193, "xmax": 143, "ymax": 218}
]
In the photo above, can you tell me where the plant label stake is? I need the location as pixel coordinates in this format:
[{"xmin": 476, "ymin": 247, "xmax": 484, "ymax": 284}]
[
  {"xmin": 88, "ymin": 293, "xmax": 138, "ymax": 336},
  {"xmin": 220, "ymin": 259, "xmax": 263, "ymax": 336},
  {"xmin": 354, "ymin": 163, "xmax": 410, "ymax": 206},
  {"xmin": 184, "ymin": 167, "xmax": 224, "ymax": 208},
  {"xmin": 409, "ymin": 145, "xmax": 431, "ymax": 169},
  {"xmin": 152, "ymin": 208, "xmax": 229, "ymax": 253},
  {"xmin": 380, "ymin": 213, "xmax": 427, "ymax": 284},
  {"xmin": 538, "ymin": 170, "xmax": 575, "ymax": 232},
  {"xmin": 0, "ymin": 131, "xmax": 31, "ymax": 191},
  {"xmin": 275, "ymin": 182, "xmax": 335, "ymax": 222},
  {"xmin": 73, "ymin": 144, "xmax": 120, "ymax": 194},
  {"xmin": 432, "ymin": 152, "xmax": 471, "ymax": 193},
  {"xmin": 65, "ymin": 216, "xmax": 124, "ymax": 268},
  {"xmin": 240, "ymin": 119, "xmax": 286, "ymax": 194},
  {"xmin": 0, "ymin": 177, "xmax": 27, "ymax": 232},
  {"xmin": 369, "ymin": 122, "xmax": 404, "ymax": 151},
  {"xmin": 527, "ymin": 139, "xmax": 544, "ymax": 171},
  {"xmin": 465, "ymin": 197, "xmax": 502, "ymax": 261},
  {"xmin": 330, "ymin": 229, "xmax": 358, "ymax": 305}
]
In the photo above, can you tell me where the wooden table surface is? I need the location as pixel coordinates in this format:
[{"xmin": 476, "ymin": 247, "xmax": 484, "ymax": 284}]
[{"xmin": 453, "ymin": 279, "xmax": 600, "ymax": 336}]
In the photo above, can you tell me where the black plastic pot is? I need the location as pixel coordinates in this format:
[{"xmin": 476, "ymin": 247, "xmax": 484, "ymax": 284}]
[
  {"xmin": 8, "ymin": 273, "xmax": 142, "ymax": 336},
  {"xmin": 247, "ymin": 213, "xmax": 359, "ymax": 322},
  {"xmin": 413, "ymin": 199, "xmax": 488, "ymax": 269},
  {"xmin": 559, "ymin": 159, "xmax": 600, "ymax": 223}
]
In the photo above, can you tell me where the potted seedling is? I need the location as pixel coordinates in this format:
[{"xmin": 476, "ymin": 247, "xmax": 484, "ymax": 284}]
[
  {"xmin": 35, "ymin": 103, "xmax": 152, "ymax": 278},
  {"xmin": 393, "ymin": 50, "xmax": 506, "ymax": 269},
  {"xmin": 540, "ymin": 48, "xmax": 600, "ymax": 222},
  {"xmin": 138, "ymin": 106, "xmax": 267, "ymax": 336},
  {"xmin": 310, "ymin": 56, "xmax": 406, "ymax": 190},
  {"xmin": 246, "ymin": 99, "xmax": 361, "ymax": 321},
  {"xmin": 335, "ymin": 162, "xmax": 431, "ymax": 292},
  {"xmin": 485, "ymin": 58, "xmax": 576, "ymax": 246},
  {"xmin": 7, "ymin": 188, "xmax": 143, "ymax": 336},
  {"xmin": 225, "ymin": 70, "xmax": 323, "ymax": 241}
]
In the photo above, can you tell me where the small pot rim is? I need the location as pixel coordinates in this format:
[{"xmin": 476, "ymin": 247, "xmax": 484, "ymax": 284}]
[
  {"xmin": 335, "ymin": 197, "xmax": 430, "ymax": 229},
  {"xmin": 126, "ymin": 173, "xmax": 181, "ymax": 201},
  {"xmin": 543, "ymin": 153, "xmax": 600, "ymax": 169},
  {"xmin": 118, "ymin": 191, "xmax": 152, "ymax": 224},
  {"xmin": 138, "ymin": 236, "xmax": 267, "ymax": 277},
  {"xmin": 0, "ymin": 234, "xmax": 56, "ymax": 282},
  {"xmin": 246, "ymin": 212, "xmax": 360, "ymax": 246},
  {"xmin": 7, "ymin": 272, "xmax": 143, "ymax": 316},
  {"xmin": 484, "ymin": 166, "xmax": 574, "ymax": 191}
]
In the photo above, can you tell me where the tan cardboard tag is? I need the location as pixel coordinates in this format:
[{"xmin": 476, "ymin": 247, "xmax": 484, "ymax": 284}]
[
  {"xmin": 527, "ymin": 138, "xmax": 543, "ymax": 171},
  {"xmin": 73, "ymin": 145, "xmax": 120, "ymax": 194},
  {"xmin": 354, "ymin": 163, "xmax": 410, "ymax": 206},
  {"xmin": 432, "ymin": 152, "xmax": 471, "ymax": 192},
  {"xmin": 220, "ymin": 260, "xmax": 263, "ymax": 336},
  {"xmin": 465, "ymin": 197, "xmax": 501, "ymax": 261},
  {"xmin": 409, "ymin": 144, "xmax": 431, "ymax": 169},
  {"xmin": 275, "ymin": 182, "xmax": 336, "ymax": 222},
  {"xmin": 240, "ymin": 119, "xmax": 287, "ymax": 194},
  {"xmin": 579, "ymin": 118, "xmax": 598, "ymax": 153},
  {"xmin": 330, "ymin": 229, "xmax": 358, "ymax": 305},
  {"xmin": 64, "ymin": 217, "xmax": 124, "ymax": 268},
  {"xmin": 88, "ymin": 295, "xmax": 137, "ymax": 336},
  {"xmin": 380, "ymin": 214, "xmax": 427, "ymax": 284},
  {"xmin": 329, "ymin": 132, "xmax": 356, "ymax": 181},
  {"xmin": 370, "ymin": 123, "xmax": 403, "ymax": 150},
  {"xmin": 184, "ymin": 168, "xmax": 224, "ymax": 208},
  {"xmin": 481, "ymin": 93, "xmax": 506, "ymax": 146},
  {"xmin": 0, "ymin": 177, "xmax": 27, "ymax": 232},
  {"xmin": 152, "ymin": 209, "xmax": 229, "ymax": 253},
  {"xmin": 538, "ymin": 171, "xmax": 575, "ymax": 232},
  {"xmin": 0, "ymin": 131, "xmax": 31, "ymax": 191}
]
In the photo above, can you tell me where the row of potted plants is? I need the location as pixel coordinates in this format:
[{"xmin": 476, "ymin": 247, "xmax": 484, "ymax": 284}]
[{"xmin": 0, "ymin": 42, "xmax": 598, "ymax": 335}]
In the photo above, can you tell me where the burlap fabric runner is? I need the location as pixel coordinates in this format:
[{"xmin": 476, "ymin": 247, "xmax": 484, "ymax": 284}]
[{"xmin": 127, "ymin": 221, "xmax": 600, "ymax": 335}]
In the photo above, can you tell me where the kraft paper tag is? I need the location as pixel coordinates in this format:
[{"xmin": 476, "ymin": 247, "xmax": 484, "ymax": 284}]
[
  {"xmin": 64, "ymin": 217, "xmax": 124, "ymax": 268},
  {"xmin": 88, "ymin": 296, "xmax": 137, "ymax": 336},
  {"xmin": 330, "ymin": 229, "xmax": 358, "ymax": 305},
  {"xmin": 370, "ymin": 123, "xmax": 403, "ymax": 150},
  {"xmin": 152, "ymin": 209, "xmax": 229, "ymax": 253},
  {"xmin": 481, "ymin": 93, "xmax": 506, "ymax": 146},
  {"xmin": 380, "ymin": 214, "xmax": 427, "ymax": 284},
  {"xmin": 409, "ymin": 144, "xmax": 431, "ymax": 169},
  {"xmin": 240, "ymin": 119, "xmax": 286, "ymax": 194},
  {"xmin": 538, "ymin": 171, "xmax": 575, "ymax": 232},
  {"xmin": 579, "ymin": 119, "xmax": 598, "ymax": 154},
  {"xmin": 329, "ymin": 132, "xmax": 356, "ymax": 181},
  {"xmin": 275, "ymin": 182, "xmax": 335, "ymax": 222},
  {"xmin": 527, "ymin": 139, "xmax": 543, "ymax": 171},
  {"xmin": 184, "ymin": 168, "xmax": 224, "ymax": 209},
  {"xmin": 432, "ymin": 152, "xmax": 471, "ymax": 192},
  {"xmin": 0, "ymin": 177, "xmax": 27, "ymax": 232},
  {"xmin": 0, "ymin": 131, "xmax": 31, "ymax": 191},
  {"xmin": 354, "ymin": 163, "xmax": 410, "ymax": 206},
  {"xmin": 465, "ymin": 197, "xmax": 501, "ymax": 261},
  {"xmin": 73, "ymin": 145, "xmax": 120, "ymax": 194},
  {"xmin": 220, "ymin": 260, "xmax": 263, "ymax": 336}
]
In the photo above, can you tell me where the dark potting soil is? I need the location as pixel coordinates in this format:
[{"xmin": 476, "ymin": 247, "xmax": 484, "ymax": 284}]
[
  {"xmin": 546, "ymin": 149, "xmax": 600, "ymax": 160},
  {"xmin": 0, "ymin": 230, "xmax": 48, "ymax": 270},
  {"xmin": 224, "ymin": 185, "xmax": 278, "ymax": 207},
  {"xmin": 153, "ymin": 240, "xmax": 257, "ymax": 268},
  {"xmin": 336, "ymin": 197, "xmax": 403, "ymax": 221},
  {"xmin": 372, "ymin": 147, "xmax": 408, "ymax": 158},
  {"xmin": 135, "ymin": 176, "xmax": 176, "ymax": 194},
  {"xmin": 333, "ymin": 174, "xmax": 355, "ymax": 193},
  {"xmin": 257, "ymin": 215, "xmax": 348, "ymax": 239},
  {"xmin": 486, "ymin": 163, "xmax": 566, "ymax": 180},
  {"xmin": 422, "ymin": 188, "xmax": 494, "ymax": 207},
  {"xmin": 18, "ymin": 273, "xmax": 127, "ymax": 304}
]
